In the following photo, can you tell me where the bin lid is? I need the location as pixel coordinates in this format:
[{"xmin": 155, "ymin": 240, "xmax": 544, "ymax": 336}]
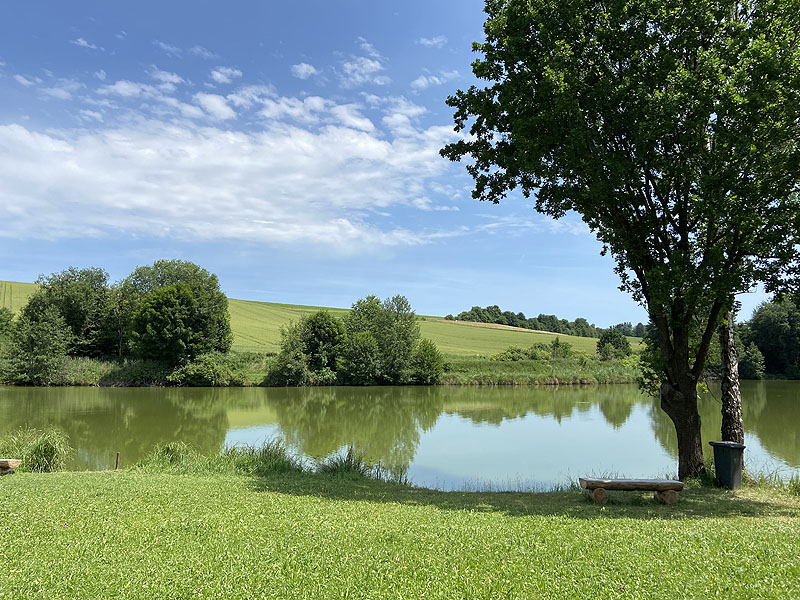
[{"xmin": 709, "ymin": 441, "xmax": 746, "ymax": 449}]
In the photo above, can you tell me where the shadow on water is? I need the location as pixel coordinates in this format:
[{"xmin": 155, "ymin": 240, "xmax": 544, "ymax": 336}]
[{"xmin": 246, "ymin": 472, "xmax": 800, "ymax": 521}]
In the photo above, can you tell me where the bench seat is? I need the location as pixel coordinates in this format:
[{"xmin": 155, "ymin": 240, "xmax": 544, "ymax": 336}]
[{"xmin": 579, "ymin": 477, "xmax": 684, "ymax": 505}]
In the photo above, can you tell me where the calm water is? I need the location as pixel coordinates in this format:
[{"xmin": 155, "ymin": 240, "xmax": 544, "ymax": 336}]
[{"xmin": 1, "ymin": 382, "xmax": 797, "ymax": 489}]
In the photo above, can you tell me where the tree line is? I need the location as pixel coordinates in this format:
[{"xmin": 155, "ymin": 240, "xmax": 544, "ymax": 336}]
[{"xmin": 444, "ymin": 305, "xmax": 646, "ymax": 338}]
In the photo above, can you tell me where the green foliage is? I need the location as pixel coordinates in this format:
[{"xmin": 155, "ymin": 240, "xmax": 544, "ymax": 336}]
[
  {"xmin": 267, "ymin": 312, "xmax": 342, "ymax": 386},
  {"xmin": 220, "ymin": 441, "xmax": 304, "ymax": 476},
  {"xmin": 597, "ymin": 329, "xmax": 632, "ymax": 360},
  {"xmin": 21, "ymin": 267, "xmax": 112, "ymax": 357},
  {"xmin": 451, "ymin": 305, "xmax": 604, "ymax": 337},
  {"xmin": 302, "ymin": 310, "xmax": 345, "ymax": 371},
  {"xmin": 0, "ymin": 427, "xmax": 72, "ymax": 472},
  {"xmin": 738, "ymin": 342, "xmax": 766, "ymax": 380},
  {"xmin": 746, "ymin": 301, "xmax": 800, "ymax": 377},
  {"xmin": 3, "ymin": 305, "xmax": 73, "ymax": 385},
  {"xmin": 167, "ymin": 352, "xmax": 250, "ymax": 387},
  {"xmin": 443, "ymin": 0, "xmax": 800, "ymax": 478},
  {"xmin": 130, "ymin": 283, "xmax": 204, "ymax": 366},
  {"xmin": 409, "ymin": 338, "xmax": 445, "ymax": 384},
  {"xmin": 124, "ymin": 259, "xmax": 233, "ymax": 354},
  {"xmin": 0, "ymin": 307, "xmax": 13, "ymax": 339},
  {"xmin": 337, "ymin": 330, "xmax": 382, "ymax": 385}
]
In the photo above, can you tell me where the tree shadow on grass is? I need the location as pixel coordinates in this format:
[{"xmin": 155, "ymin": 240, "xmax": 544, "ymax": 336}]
[{"xmin": 246, "ymin": 473, "xmax": 800, "ymax": 521}]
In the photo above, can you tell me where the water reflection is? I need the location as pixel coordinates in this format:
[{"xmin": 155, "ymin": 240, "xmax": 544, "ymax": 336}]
[{"xmin": 0, "ymin": 382, "xmax": 797, "ymax": 485}]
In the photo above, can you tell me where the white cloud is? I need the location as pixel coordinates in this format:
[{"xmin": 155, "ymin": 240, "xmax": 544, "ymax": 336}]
[
  {"xmin": 210, "ymin": 66, "xmax": 242, "ymax": 84},
  {"xmin": 411, "ymin": 197, "xmax": 459, "ymax": 211},
  {"xmin": 41, "ymin": 79, "xmax": 83, "ymax": 100},
  {"xmin": 193, "ymin": 93, "xmax": 236, "ymax": 120},
  {"xmin": 14, "ymin": 74, "xmax": 38, "ymax": 87},
  {"xmin": 410, "ymin": 71, "xmax": 459, "ymax": 91},
  {"xmin": 340, "ymin": 57, "xmax": 389, "ymax": 88},
  {"xmin": 154, "ymin": 40, "xmax": 182, "ymax": 56},
  {"xmin": 95, "ymin": 70, "xmax": 107, "ymax": 81},
  {"xmin": 330, "ymin": 104, "xmax": 374, "ymax": 132},
  {"xmin": 0, "ymin": 103, "xmax": 461, "ymax": 250},
  {"xmin": 418, "ymin": 36, "xmax": 448, "ymax": 48},
  {"xmin": 189, "ymin": 46, "xmax": 218, "ymax": 59},
  {"xmin": 116, "ymin": 30, "xmax": 127, "ymax": 40},
  {"xmin": 290, "ymin": 62, "xmax": 319, "ymax": 80},
  {"xmin": 78, "ymin": 109, "xmax": 103, "ymax": 123},
  {"xmin": 71, "ymin": 37, "xmax": 103, "ymax": 51},
  {"xmin": 150, "ymin": 68, "xmax": 184, "ymax": 85},
  {"xmin": 98, "ymin": 80, "xmax": 155, "ymax": 97},
  {"xmin": 358, "ymin": 37, "xmax": 383, "ymax": 59}
]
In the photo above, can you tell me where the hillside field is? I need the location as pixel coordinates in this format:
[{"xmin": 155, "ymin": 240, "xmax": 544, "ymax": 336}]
[{"xmin": 1, "ymin": 280, "xmax": 622, "ymax": 356}]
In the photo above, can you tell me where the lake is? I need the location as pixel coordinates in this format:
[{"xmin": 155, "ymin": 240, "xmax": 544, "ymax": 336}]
[{"xmin": 1, "ymin": 382, "xmax": 797, "ymax": 489}]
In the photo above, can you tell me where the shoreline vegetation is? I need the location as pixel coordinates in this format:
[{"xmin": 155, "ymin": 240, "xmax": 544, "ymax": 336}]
[
  {"xmin": 2, "ymin": 433, "xmax": 798, "ymax": 598},
  {"xmin": 0, "ymin": 272, "xmax": 642, "ymax": 388}
]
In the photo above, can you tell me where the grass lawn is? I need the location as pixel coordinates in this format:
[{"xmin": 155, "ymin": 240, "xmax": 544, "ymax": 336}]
[{"xmin": 1, "ymin": 471, "xmax": 798, "ymax": 599}]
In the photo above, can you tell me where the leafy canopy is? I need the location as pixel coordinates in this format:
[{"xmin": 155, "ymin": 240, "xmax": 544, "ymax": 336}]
[{"xmin": 443, "ymin": 0, "xmax": 800, "ymax": 384}]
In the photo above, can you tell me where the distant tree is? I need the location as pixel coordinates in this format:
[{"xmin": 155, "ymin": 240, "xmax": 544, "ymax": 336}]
[
  {"xmin": 597, "ymin": 329, "xmax": 632, "ymax": 360},
  {"xmin": 747, "ymin": 301, "xmax": 800, "ymax": 377},
  {"xmin": 130, "ymin": 283, "xmax": 204, "ymax": 366},
  {"xmin": 634, "ymin": 323, "xmax": 647, "ymax": 338},
  {"xmin": 124, "ymin": 260, "xmax": 232, "ymax": 355},
  {"xmin": 613, "ymin": 322, "xmax": 635, "ymax": 337},
  {"xmin": 342, "ymin": 295, "xmax": 421, "ymax": 385},
  {"xmin": 338, "ymin": 331, "xmax": 382, "ymax": 385},
  {"xmin": 5, "ymin": 305, "xmax": 73, "ymax": 384},
  {"xmin": 268, "ymin": 311, "xmax": 344, "ymax": 386},
  {"xmin": 410, "ymin": 338, "xmax": 445, "ymax": 384},
  {"xmin": 21, "ymin": 267, "xmax": 112, "ymax": 357},
  {"xmin": 738, "ymin": 342, "xmax": 766, "ymax": 380}
]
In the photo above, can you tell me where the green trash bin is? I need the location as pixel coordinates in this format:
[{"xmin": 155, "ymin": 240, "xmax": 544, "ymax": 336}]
[{"xmin": 709, "ymin": 441, "xmax": 746, "ymax": 489}]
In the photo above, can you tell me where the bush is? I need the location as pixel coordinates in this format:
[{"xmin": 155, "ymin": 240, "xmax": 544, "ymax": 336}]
[
  {"xmin": 410, "ymin": 338, "xmax": 444, "ymax": 384},
  {"xmin": 0, "ymin": 427, "xmax": 73, "ymax": 472},
  {"xmin": 221, "ymin": 441, "xmax": 303, "ymax": 476},
  {"xmin": 597, "ymin": 328, "xmax": 632, "ymax": 360},
  {"xmin": 100, "ymin": 359, "xmax": 172, "ymax": 386},
  {"xmin": 167, "ymin": 352, "xmax": 250, "ymax": 387}
]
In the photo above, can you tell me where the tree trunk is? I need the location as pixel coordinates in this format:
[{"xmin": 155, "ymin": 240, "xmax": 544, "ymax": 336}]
[
  {"xmin": 660, "ymin": 380, "xmax": 705, "ymax": 480},
  {"xmin": 719, "ymin": 311, "xmax": 744, "ymax": 444}
]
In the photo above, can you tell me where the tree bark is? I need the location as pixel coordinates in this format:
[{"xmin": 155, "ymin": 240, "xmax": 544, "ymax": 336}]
[
  {"xmin": 660, "ymin": 380, "xmax": 705, "ymax": 480},
  {"xmin": 719, "ymin": 311, "xmax": 744, "ymax": 444}
]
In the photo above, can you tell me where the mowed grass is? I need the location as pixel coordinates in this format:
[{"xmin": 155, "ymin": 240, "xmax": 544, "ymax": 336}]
[
  {"xmin": 1, "ymin": 471, "xmax": 798, "ymax": 599},
  {"xmin": 1, "ymin": 280, "xmax": 610, "ymax": 356},
  {"xmin": 0, "ymin": 280, "xmax": 38, "ymax": 313}
]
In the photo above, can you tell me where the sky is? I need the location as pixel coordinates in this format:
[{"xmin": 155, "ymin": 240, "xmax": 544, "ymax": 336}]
[{"xmin": 0, "ymin": 1, "xmax": 769, "ymax": 326}]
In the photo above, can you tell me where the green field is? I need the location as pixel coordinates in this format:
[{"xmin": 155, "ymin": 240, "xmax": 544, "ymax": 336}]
[
  {"xmin": 1, "ymin": 279, "xmax": 619, "ymax": 356},
  {"xmin": 1, "ymin": 470, "xmax": 798, "ymax": 599}
]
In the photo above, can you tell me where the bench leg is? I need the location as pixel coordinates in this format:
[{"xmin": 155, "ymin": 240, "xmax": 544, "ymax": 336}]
[
  {"xmin": 588, "ymin": 487, "xmax": 608, "ymax": 505},
  {"xmin": 654, "ymin": 490, "xmax": 679, "ymax": 504},
  {"xmin": 0, "ymin": 468, "xmax": 14, "ymax": 476}
]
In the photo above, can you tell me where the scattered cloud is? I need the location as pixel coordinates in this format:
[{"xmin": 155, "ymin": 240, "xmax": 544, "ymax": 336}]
[
  {"xmin": 78, "ymin": 109, "xmax": 103, "ymax": 123},
  {"xmin": 290, "ymin": 62, "xmax": 319, "ymax": 80},
  {"xmin": 40, "ymin": 79, "xmax": 84, "ymax": 100},
  {"xmin": 153, "ymin": 40, "xmax": 182, "ymax": 56},
  {"xmin": 95, "ymin": 69, "xmax": 107, "ymax": 81},
  {"xmin": 71, "ymin": 37, "xmax": 103, "ymax": 51},
  {"xmin": 189, "ymin": 46, "xmax": 218, "ymax": 59},
  {"xmin": 410, "ymin": 70, "xmax": 459, "ymax": 92},
  {"xmin": 0, "ymin": 93, "xmax": 461, "ymax": 250},
  {"xmin": 210, "ymin": 66, "xmax": 242, "ymax": 84},
  {"xmin": 339, "ymin": 38, "xmax": 390, "ymax": 88},
  {"xmin": 14, "ymin": 74, "xmax": 39, "ymax": 87},
  {"xmin": 412, "ymin": 197, "xmax": 459, "ymax": 211},
  {"xmin": 116, "ymin": 30, "xmax": 127, "ymax": 40},
  {"xmin": 193, "ymin": 92, "xmax": 236, "ymax": 120},
  {"xmin": 418, "ymin": 36, "xmax": 448, "ymax": 48}
]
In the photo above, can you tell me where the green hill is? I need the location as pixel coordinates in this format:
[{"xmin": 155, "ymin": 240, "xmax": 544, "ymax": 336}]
[{"xmin": 1, "ymin": 280, "xmax": 603, "ymax": 356}]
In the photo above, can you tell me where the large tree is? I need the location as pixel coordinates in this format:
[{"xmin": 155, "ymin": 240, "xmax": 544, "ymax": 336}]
[{"xmin": 442, "ymin": 0, "xmax": 800, "ymax": 478}]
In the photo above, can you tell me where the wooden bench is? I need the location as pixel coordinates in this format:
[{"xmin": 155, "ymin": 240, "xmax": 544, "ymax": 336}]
[
  {"xmin": 0, "ymin": 459, "xmax": 22, "ymax": 476},
  {"xmin": 579, "ymin": 477, "xmax": 685, "ymax": 505}
]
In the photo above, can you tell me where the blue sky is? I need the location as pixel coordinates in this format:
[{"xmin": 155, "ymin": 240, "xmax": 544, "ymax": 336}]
[{"xmin": 0, "ymin": 1, "xmax": 768, "ymax": 325}]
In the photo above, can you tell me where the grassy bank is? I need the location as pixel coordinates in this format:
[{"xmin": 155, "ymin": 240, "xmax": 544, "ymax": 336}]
[
  {"xmin": 443, "ymin": 355, "xmax": 641, "ymax": 385},
  {"xmin": 1, "ymin": 466, "xmax": 798, "ymax": 599}
]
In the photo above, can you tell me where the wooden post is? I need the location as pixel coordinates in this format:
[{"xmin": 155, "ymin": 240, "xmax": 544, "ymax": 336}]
[
  {"xmin": 115, "ymin": 452, "xmax": 120, "ymax": 471},
  {"xmin": 589, "ymin": 488, "xmax": 609, "ymax": 505}
]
